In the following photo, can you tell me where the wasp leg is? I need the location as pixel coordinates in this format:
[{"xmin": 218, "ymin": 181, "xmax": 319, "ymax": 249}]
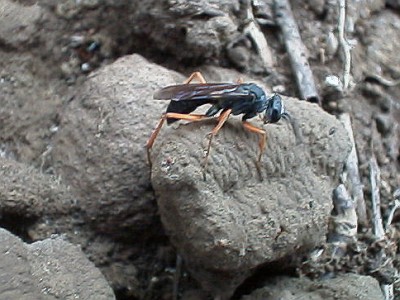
[
  {"xmin": 146, "ymin": 113, "xmax": 210, "ymax": 166},
  {"xmin": 242, "ymin": 121, "xmax": 267, "ymax": 171},
  {"xmin": 183, "ymin": 71, "xmax": 207, "ymax": 84},
  {"xmin": 203, "ymin": 109, "xmax": 232, "ymax": 174}
]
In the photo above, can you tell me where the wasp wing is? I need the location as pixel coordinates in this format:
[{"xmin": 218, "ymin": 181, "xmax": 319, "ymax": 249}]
[
  {"xmin": 154, "ymin": 83, "xmax": 257, "ymax": 124},
  {"xmin": 153, "ymin": 83, "xmax": 251, "ymax": 102}
]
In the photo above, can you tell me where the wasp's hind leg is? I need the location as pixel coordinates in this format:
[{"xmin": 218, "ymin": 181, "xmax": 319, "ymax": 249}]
[
  {"xmin": 236, "ymin": 77, "xmax": 244, "ymax": 84},
  {"xmin": 147, "ymin": 72, "xmax": 209, "ymax": 170},
  {"xmin": 146, "ymin": 113, "xmax": 210, "ymax": 167},
  {"xmin": 183, "ymin": 71, "xmax": 207, "ymax": 84}
]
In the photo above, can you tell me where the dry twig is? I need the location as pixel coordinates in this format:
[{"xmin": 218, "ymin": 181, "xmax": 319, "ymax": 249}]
[
  {"xmin": 242, "ymin": 0, "xmax": 274, "ymax": 71},
  {"xmin": 329, "ymin": 184, "xmax": 357, "ymax": 247},
  {"xmin": 366, "ymin": 74, "xmax": 400, "ymax": 87},
  {"xmin": 274, "ymin": 0, "xmax": 320, "ymax": 104},
  {"xmin": 337, "ymin": 0, "xmax": 352, "ymax": 91},
  {"xmin": 369, "ymin": 156, "xmax": 385, "ymax": 239},
  {"xmin": 385, "ymin": 189, "xmax": 400, "ymax": 232},
  {"xmin": 369, "ymin": 156, "xmax": 394, "ymax": 300},
  {"xmin": 385, "ymin": 199, "xmax": 400, "ymax": 232},
  {"xmin": 339, "ymin": 113, "xmax": 367, "ymax": 226}
]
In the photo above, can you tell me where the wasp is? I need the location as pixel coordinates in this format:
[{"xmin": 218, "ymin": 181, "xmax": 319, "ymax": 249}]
[{"xmin": 146, "ymin": 72, "xmax": 290, "ymax": 174}]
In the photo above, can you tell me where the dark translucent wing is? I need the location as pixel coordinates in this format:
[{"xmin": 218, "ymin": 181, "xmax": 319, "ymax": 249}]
[{"xmin": 154, "ymin": 83, "xmax": 250, "ymax": 101}]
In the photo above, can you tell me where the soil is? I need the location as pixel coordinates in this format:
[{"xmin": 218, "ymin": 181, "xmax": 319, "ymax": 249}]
[{"xmin": 0, "ymin": 0, "xmax": 399, "ymax": 299}]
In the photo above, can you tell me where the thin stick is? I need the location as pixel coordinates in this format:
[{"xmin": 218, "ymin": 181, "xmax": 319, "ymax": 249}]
[
  {"xmin": 369, "ymin": 156, "xmax": 385, "ymax": 239},
  {"xmin": 274, "ymin": 0, "xmax": 320, "ymax": 104},
  {"xmin": 386, "ymin": 199, "xmax": 400, "ymax": 232},
  {"xmin": 330, "ymin": 184, "xmax": 357, "ymax": 244},
  {"xmin": 369, "ymin": 156, "xmax": 394, "ymax": 300},
  {"xmin": 242, "ymin": 1, "xmax": 274, "ymax": 71},
  {"xmin": 337, "ymin": 0, "xmax": 352, "ymax": 91},
  {"xmin": 339, "ymin": 113, "xmax": 367, "ymax": 226},
  {"xmin": 366, "ymin": 74, "xmax": 400, "ymax": 87},
  {"xmin": 382, "ymin": 286, "xmax": 394, "ymax": 300}
]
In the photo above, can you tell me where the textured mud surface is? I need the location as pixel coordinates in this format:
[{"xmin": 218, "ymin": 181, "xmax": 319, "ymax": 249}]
[
  {"xmin": 151, "ymin": 97, "xmax": 351, "ymax": 297},
  {"xmin": 0, "ymin": 228, "xmax": 114, "ymax": 300},
  {"xmin": 0, "ymin": 0, "xmax": 399, "ymax": 299}
]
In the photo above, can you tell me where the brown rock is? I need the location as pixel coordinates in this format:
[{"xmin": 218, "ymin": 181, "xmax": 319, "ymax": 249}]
[
  {"xmin": 353, "ymin": 10, "xmax": 400, "ymax": 79},
  {"xmin": 0, "ymin": 158, "xmax": 78, "ymax": 227},
  {"xmin": 150, "ymin": 75, "xmax": 351, "ymax": 298},
  {"xmin": 241, "ymin": 274, "xmax": 384, "ymax": 300},
  {"xmin": 0, "ymin": 0, "xmax": 42, "ymax": 47},
  {"xmin": 52, "ymin": 54, "xmax": 183, "ymax": 238},
  {"xmin": 0, "ymin": 228, "xmax": 115, "ymax": 300}
]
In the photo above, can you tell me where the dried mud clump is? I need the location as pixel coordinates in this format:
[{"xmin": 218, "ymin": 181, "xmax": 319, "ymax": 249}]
[
  {"xmin": 51, "ymin": 54, "xmax": 184, "ymax": 239},
  {"xmin": 0, "ymin": 157, "xmax": 78, "ymax": 239},
  {"xmin": 150, "ymin": 89, "xmax": 351, "ymax": 297},
  {"xmin": 241, "ymin": 273, "xmax": 384, "ymax": 300},
  {"xmin": 0, "ymin": 228, "xmax": 115, "ymax": 300},
  {"xmin": 0, "ymin": 0, "xmax": 399, "ymax": 298}
]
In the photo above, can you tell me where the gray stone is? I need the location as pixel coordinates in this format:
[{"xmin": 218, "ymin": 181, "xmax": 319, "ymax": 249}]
[
  {"xmin": 0, "ymin": 0, "xmax": 42, "ymax": 47},
  {"xmin": 375, "ymin": 113, "xmax": 393, "ymax": 136},
  {"xmin": 353, "ymin": 10, "xmax": 400, "ymax": 79},
  {"xmin": 0, "ymin": 228, "xmax": 115, "ymax": 300},
  {"xmin": 240, "ymin": 274, "xmax": 384, "ymax": 300},
  {"xmin": 149, "ymin": 69, "xmax": 351, "ymax": 298},
  {"xmin": 52, "ymin": 54, "xmax": 184, "ymax": 239},
  {"xmin": 0, "ymin": 157, "xmax": 76, "ymax": 221}
]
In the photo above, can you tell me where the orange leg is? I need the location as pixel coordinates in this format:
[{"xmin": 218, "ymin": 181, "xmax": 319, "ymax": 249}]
[
  {"xmin": 203, "ymin": 109, "xmax": 232, "ymax": 171},
  {"xmin": 147, "ymin": 72, "xmax": 208, "ymax": 165},
  {"xmin": 146, "ymin": 112, "xmax": 211, "ymax": 165},
  {"xmin": 183, "ymin": 71, "xmax": 207, "ymax": 84},
  {"xmin": 242, "ymin": 121, "xmax": 267, "ymax": 167}
]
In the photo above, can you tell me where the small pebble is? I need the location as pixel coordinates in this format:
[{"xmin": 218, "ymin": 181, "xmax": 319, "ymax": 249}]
[
  {"xmin": 375, "ymin": 113, "xmax": 393, "ymax": 136},
  {"xmin": 81, "ymin": 63, "xmax": 92, "ymax": 73}
]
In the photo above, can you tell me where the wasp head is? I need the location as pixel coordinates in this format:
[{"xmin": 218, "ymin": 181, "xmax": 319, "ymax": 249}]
[{"xmin": 263, "ymin": 94, "xmax": 285, "ymax": 124}]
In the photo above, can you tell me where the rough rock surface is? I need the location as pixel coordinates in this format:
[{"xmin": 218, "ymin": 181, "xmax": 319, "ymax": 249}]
[
  {"xmin": 0, "ymin": 0, "xmax": 42, "ymax": 47},
  {"xmin": 0, "ymin": 157, "xmax": 78, "ymax": 240},
  {"xmin": 240, "ymin": 273, "xmax": 384, "ymax": 300},
  {"xmin": 150, "ymin": 79, "xmax": 352, "ymax": 297},
  {"xmin": 51, "ymin": 54, "xmax": 183, "ymax": 238},
  {"xmin": 0, "ymin": 0, "xmax": 399, "ymax": 299},
  {"xmin": 0, "ymin": 157, "xmax": 75, "ymax": 217},
  {"xmin": 353, "ymin": 9, "xmax": 400, "ymax": 78},
  {"xmin": 0, "ymin": 228, "xmax": 115, "ymax": 300},
  {"xmin": 386, "ymin": 0, "xmax": 400, "ymax": 9},
  {"xmin": 130, "ymin": 0, "xmax": 265, "ymax": 72}
]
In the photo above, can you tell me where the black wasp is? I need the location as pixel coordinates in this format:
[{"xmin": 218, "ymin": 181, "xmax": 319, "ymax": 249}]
[{"xmin": 146, "ymin": 72, "xmax": 290, "ymax": 173}]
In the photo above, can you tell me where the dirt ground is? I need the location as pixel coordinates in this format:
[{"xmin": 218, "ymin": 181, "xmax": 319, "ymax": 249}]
[{"xmin": 0, "ymin": 0, "xmax": 399, "ymax": 299}]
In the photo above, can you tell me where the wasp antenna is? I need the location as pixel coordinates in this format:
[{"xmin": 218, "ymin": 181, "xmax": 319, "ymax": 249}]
[
  {"xmin": 281, "ymin": 111, "xmax": 291, "ymax": 121},
  {"xmin": 282, "ymin": 112, "xmax": 302, "ymax": 145}
]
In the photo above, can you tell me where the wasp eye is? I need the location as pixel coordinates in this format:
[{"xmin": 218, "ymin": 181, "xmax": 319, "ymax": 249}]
[
  {"xmin": 265, "ymin": 108, "xmax": 281, "ymax": 123},
  {"xmin": 264, "ymin": 94, "xmax": 283, "ymax": 123}
]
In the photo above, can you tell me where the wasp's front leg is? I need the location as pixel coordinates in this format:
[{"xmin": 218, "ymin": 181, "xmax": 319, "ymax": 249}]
[{"xmin": 242, "ymin": 121, "xmax": 267, "ymax": 176}]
